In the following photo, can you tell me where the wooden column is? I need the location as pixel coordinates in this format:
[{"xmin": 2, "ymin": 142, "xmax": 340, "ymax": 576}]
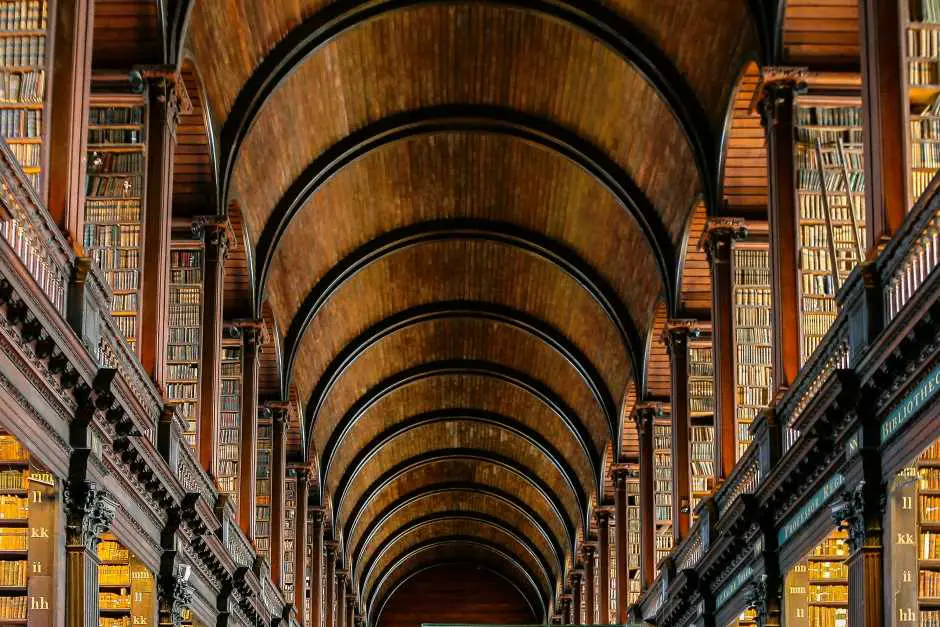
[
  {"xmin": 64, "ymin": 482, "xmax": 115, "ymax": 627},
  {"xmin": 324, "ymin": 543, "xmax": 336, "ymax": 627},
  {"xmin": 759, "ymin": 72, "xmax": 805, "ymax": 395},
  {"xmin": 582, "ymin": 545, "xmax": 595, "ymax": 624},
  {"xmin": 345, "ymin": 592, "xmax": 354, "ymax": 627},
  {"xmin": 237, "ymin": 324, "xmax": 263, "ymax": 535},
  {"xmin": 295, "ymin": 472, "xmax": 310, "ymax": 626},
  {"xmin": 335, "ymin": 572, "xmax": 346, "ymax": 627},
  {"xmin": 310, "ymin": 509, "xmax": 324, "ymax": 627},
  {"xmin": 859, "ymin": 0, "xmax": 907, "ymax": 249},
  {"xmin": 270, "ymin": 408, "xmax": 288, "ymax": 586},
  {"xmin": 663, "ymin": 323, "xmax": 693, "ymax": 542},
  {"xmin": 138, "ymin": 70, "xmax": 190, "ymax": 382},
  {"xmin": 570, "ymin": 572, "xmax": 582, "ymax": 624},
  {"xmin": 612, "ymin": 466, "xmax": 629, "ymax": 624},
  {"xmin": 634, "ymin": 407, "xmax": 655, "ymax": 589},
  {"xmin": 704, "ymin": 220, "xmax": 747, "ymax": 478},
  {"xmin": 195, "ymin": 217, "xmax": 229, "ymax": 474},
  {"xmin": 47, "ymin": 0, "xmax": 94, "ymax": 243},
  {"xmin": 561, "ymin": 596, "xmax": 572, "ymax": 624},
  {"xmin": 596, "ymin": 510, "xmax": 610, "ymax": 625}
]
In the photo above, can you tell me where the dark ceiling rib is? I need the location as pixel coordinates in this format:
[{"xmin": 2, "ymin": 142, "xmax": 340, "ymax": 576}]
[
  {"xmin": 250, "ymin": 107, "xmax": 677, "ymax": 319},
  {"xmin": 283, "ymin": 219, "xmax": 644, "ymax": 424},
  {"xmin": 359, "ymin": 513, "xmax": 557, "ymax": 612},
  {"xmin": 340, "ymin": 451, "xmax": 576, "ymax": 564},
  {"xmin": 330, "ymin": 408, "xmax": 589, "ymax": 538},
  {"xmin": 366, "ymin": 538, "xmax": 549, "ymax": 625},
  {"xmin": 348, "ymin": 484, "xmax": 565, "ymax": 583},
  {"xmin": 166, "ymin": 0, "xmax": 194, "ymax": 65},
  {"xmin": 322, "ymin": 360, "xmax": 594, "ymax": 510},
  {"xmin": 217, "ymin": 0, "xmax": 717, "ymax": 221}
]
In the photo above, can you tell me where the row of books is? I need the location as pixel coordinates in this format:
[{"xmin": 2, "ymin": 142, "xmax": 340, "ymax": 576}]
[
  {"xmin": 911, "ymin": 142, "xmax": 940, "ymax": 169},
  {"xmin": 0, "ymin": 436, "xmax": 28, "ymax": 463},
  {"xmin": 221, "ymin": 379, "xmax": 241, "ymax": 394},
  {"xmin": 797, "ymin": 169, "xmax": 865, "ymax": 193},
  {"xmin": 101, "ymin": 617, "xmax": 132, "ymax": 627},
  {"xmin": 0, "ymin": 559, "xmax": 25, "ymax": 585},
  {"xmin": 98, "ymin": 541, "xmax": 129, "ymax": 563},
  {"xmin": 913, "ymin": 169, "xmax": 937, "ymax": 203},
  {"xmin": 169, "ymin": 329, "xmax": 201, "ymax": 347},
  {"xmin": 88, "ymin": 128, "xmax": 143, "ymax": 146},
  {"xmin": 7, "ymin": 139, "xmax": 37, "ymax": 166},
  {"xmin": 220, "ymin": 412, "xmax": 238, "ymax": 430},
  {"xmin": 89, "ymin": 106, "xmax": 143, "ymax": 126},
  {"xmin": 0, "ymin": 69, "xmax": 44, "ymax": 104},
  {"xmin": 168, "ymin": 304, "xmax": 201, "ymax": 327},
  {"xmin": 167, "ymin": 345, "xmax": 199, "ymax": 362},
  {"xmin": 166, "ymin": 364, "xmax": 198, "ymax": 381},
  {"xmin": 112, "ymin": 293, "xmax": 137, "ymax": 311},
  {"xmin": 87, "ymin": 151, "xmax": 143, "ymax": 175},
  {"xmin": 806, "ymin": 606, "xmax": 847, "ymax": 627},
  {"xmin": 0, "ymin": 107, "xmax": 38, "ymax": 138},
  {"xmin": 736, "ymin": 326, "xmax": 771, "ymax": 345},
  {"xmin": 170, "ymin": 288, "xmax": 200, "ymax": 305},
  {"xmin": 799, "ymin": 195, "xmax": 864, "ymax": 223},
  {"xmin": 0, "ymin": 527, "xmax": 26, "ymax": 551},
  {"xmin": 912, "ymin": 0, "xmax": 940, "ymax": 22},
  {"xmin": 83, "ymin": 223, "xmax": 141, "ymax": 249},
  {"xmin": 736, "ymin": 344, "xmax": 772, "ymax": 367},
  {"xmin": 796, "ymin": 105, "xmax": 862, "ymax": 128},
  {"xmin": 808, "ymin": 561, "xmax": 848, "ymax": 580},
  {"xmin": 99, "ymin": 564, "xmax": 130, "ymax": 586},
  {"xmin": 220, "ymin": 398, "xmax": 239, "ymax": 412},
  {"xmin": 736, "ymin": 362, "xmax": 772, "ymax": 387},
  {"xmin": 920, "ymin": 467, "xmax": 940, "ymax": 490},
  {"xmin": 795, "ymin": 147, "xmax": 863, "ymax": 171},
  {"xmin": 921, "ymin": 496, "xmax": 940, "ymax": 521},
  {"xmin": 165, "ymin": 383, "xmax": 197, "ymax": 400},
  {"xmin": 102, "ymin": 269, "xmax": 139, "ymax": 292},
  {"xmin": 99, "ymin": 591, "xmax": 131, "ymax": 610},
  {"xmin": 911, "ymin": 117, "xmax": 940, "ymax": 143},
  {"xmin": 0, "ymin": 1, "xmax": 46, "ymax": 31},
  {"xmin": 922, "ymin": 610, "xmax": 940, "ymax": 627},
  {"xmin": 813, "ymin": 536, "xmax": 849, "ymax": 558},
  {"xmin": 0, "ymin": 469, "xmax": 24, "ymax": 491},
  {"xmin": 801, "ymin": 273, "xmax": 838, "ymax": 297},
  {"xmin": 653, "ymin": 425, "xmax": 670, "ymax": 451},
  {"xmin": 86, "ymin": 174, "xmax": 142, "ymax": 198},
  {"xmin": 170, "ymin": 268, "xmax": 202, "ymax": 285},
  {"xmin": 0, "ymin": 596, "xmax": 26, "ymax": 620},
  {"xmin": 84, "ymin": 199, "xmax": 140, "ymax": 223},
  {"xmin": 0, "ymin": 495, "xmax": 26, "ymax": 520},
  {"xmin": 0, "ymin": 35, "xmax": 43, "ymax": 68},
  {"xmin": 920, "ymin": 568, "xmax": 940, "ymax": 598},
  {"xmin": 922, "ymin": 532, "xmax": 940, "ymax": 559}
]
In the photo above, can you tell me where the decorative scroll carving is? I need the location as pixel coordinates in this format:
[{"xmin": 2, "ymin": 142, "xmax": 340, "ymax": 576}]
[
  {"xmin": 64, "ymin": 481, "xmax": 116, "ymax": 550},
  {"xmin": 831, "ymin": 480, "xmax": 886, "ymax": 553},
  {"xmin": 701, "ymin": 218, "xmax": 748, "ymax": 265},
  {"xmin": 757, "ymin": 67, "xmax": 809, "ymax": 129},
  {"xmin": 744, "ymin": 577, "xmax": 768, "ymax": 627}
]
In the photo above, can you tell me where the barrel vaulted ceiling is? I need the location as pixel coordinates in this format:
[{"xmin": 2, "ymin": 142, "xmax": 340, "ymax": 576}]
[{"xmin": 183, "ymin": 0, "xmax": 759, "ymax": 620}]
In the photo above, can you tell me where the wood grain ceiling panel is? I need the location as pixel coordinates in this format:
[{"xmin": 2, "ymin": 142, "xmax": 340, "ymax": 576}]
[
  {"xmin": 352, "ymin": 491, "xmax": 562, "ymax": 587},
  {"xmin": 645, "ymin": 300, "xmax": 671, "ymax": 399},
  {"xmin": 93, "ymin": 0, "xmax": 163, "ymax": 67},
  {"xmin": 173, "ymin": 65, "xmax": 218, "ymax": 219},
  {"xmin": 289, "ymin": 239, "xmax": 630, "ymax": 434},
  {"xmin": 227, "ymin": 6, "xmax": 699, "ymax": 251},
  {"xmin": 322, "ymin": 371, "xmax": 596, "ymax": 518},
  {"xmin": 343, "ymin": 458, "xmax": 573, "ymax": 574},
  {"xmin": 783, "ymin": 0, "xmax": 860, "ymax": 63},
  {"xmin": 334, "ymin": 420, "xmax": 582, "ymax": 541},
  {"xmin": 361, "ymin": 518, "xmax": 553, "ymax": 614},
  {"xmin": 722, "ymin": 63, "xmax": 768, "ymax": 213},
  {"xmin": 266, "ymin": 133, "xmax": 660, "ymax": 373},
  {"xmin": 619, "ymin": 381, "xmax": 638, "ymax": 460},
  {"xmin": 679, "ymin": 201, "xmax": 712, "ymax": 317}
]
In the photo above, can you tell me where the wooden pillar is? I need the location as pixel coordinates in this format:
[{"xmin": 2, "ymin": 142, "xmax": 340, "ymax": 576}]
[
  {"xmin": 704, "ymin": 220, "xmax": 747, "ymax": 478},
  {"xmin": 64, "ymin": 482, "xmax": 116, "ymax": 627},
  {"xmin": 759, "ymin": 72, "xmax": 804, "ymax": 395},
  {"xmin": 582, "ymin": 545, "xmax": 595, "ymax": 624},
  {"xmin": 612, "ymin": 466, "xmax": 629, "ymax": 624},
  {"xmin": 324, "ymin": 543, "xmax": 336, "ymax": 627},
  {"xmin": 561, "ymin": 596, "xmax": 572, "ymax": 624},
  {"xmin": 270, "ymin": 409, "xmax": 288, "ymax": 586},
  {"xmin": 663, "ymin": 323, "xmax": 693, "ymax": 542},
  {"xmin": 195, "ymin": 217, "xmax": 229, "ymax": 474},
  {"xmin": 138, "ymin": 70, "xmax": 189, "ymax": 381},
  {"xmin": 335, "ymin": 572, "xmax": 346, "ymax": 627},
  {"xmin": 859, "ymin": 0, "xmax": 907, "ymax": 249},
  {"xmin": 47, "ymin": 0, "xmax": 94, "ymax": 243},
  {"xmin": 634, "ymin": 407, "xmax": 656, "ymax": 589},
  {"xmin": 345, "ymin": 592, "xmax": 354, "ymax": 627},
  {"xmin": 596, "ymin": 510, "xmax": 610, "ymax": 625},
  {"xmin": 310, "ymin": 509, "xmax": 324, "ymax": 627},
  {"xmin": 295, "ymin": 472, "xmax": 309, "ymax": 626},
  {"xmin": 237, "ymin": 324, "xmax": 263, "ymax": 535},
  {"xmin": 570, "ymin": 572, "xmax": 582, "ymax": 624}
]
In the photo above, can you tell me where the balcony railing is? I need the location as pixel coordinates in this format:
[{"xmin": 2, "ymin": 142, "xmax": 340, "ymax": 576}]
[{"xmin": 715, "ymin": 439, "xmax": 761, "ymax": 517}]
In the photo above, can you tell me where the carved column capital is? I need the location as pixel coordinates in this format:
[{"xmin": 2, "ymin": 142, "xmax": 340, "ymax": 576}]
[
  {"xmin": 594, "ymin": 508, "xmax": 612, "ymax": 526},
  {"xmin": 757, "ymin": 67, "xmax": 809, "ymax": 129},
  {"xmin": 702, "ymin": 218, "xmax": 748, "ymax": 265},
  {"xmin": 64, "ymin": 480, "xmax": 116, "ymax": 550},
  {"xmin": 744, "ymin": 576, "xmax": 769, "ymax": 627},
  {"xmin": 633, "ymin": 403, "xmax": 663, "ymax": 435},
  {"xmin": 132, "ymin": 65, "xmax": 193, "ymax": 137},
  {"xmin": 611, "ymin": 463, "xmax": 634, "ymax": 484},
  {"xmin": 191, "ymin": 216, "xmax": 234, "ymax": 259},
  {"xmin": 661, "ymin": 320, "xmax": 699, "ymax": 357},
  {"xmin": 325, "ymin": 541, "xmax": 338, "ymax": 559},
  {"xmin": 831, "ymin": 480, "xmax": 886, "ymax": 553},
  {"xmin": 581, "ymin": 543, "xmax": 595, "ymax": 559}
]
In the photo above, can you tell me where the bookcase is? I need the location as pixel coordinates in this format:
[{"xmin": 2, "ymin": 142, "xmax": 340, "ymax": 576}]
[
  {"xmin": 626, "ymin": 473, "xmax": 641, "ymax": 607},
  {"xmin": 166, "ymin": 242, "xmax": 203, "ymax": 449},
  {"xmin": 0, "ymin": 0, "xmax": 49, "ymax": 192},
  {"xmin": 732, "ymin": 244, "xmax": 773, "ymax": 459},
  {"xmin": 906, "ymin": 1, "xmax": 940, "ymax": 206},
  {"xmin": 793, "ymin": 98, "xmax": 867, "ymax": 364},
  {"xmin": 83, "ymin": 94, "xmax": 148, "ymax": 351},
  {"xmin": 255, "ymin": 418, "xmax": 273, "ymax": 561},
  {"xmin": 98, "ymin": 532, "xmax": 155, "ymax": 627},
  {"xmin": 283, "ymin": 475, "xmax": 297, "ymax": 603},
  {"xmin": 216, "ymin": 334, "xmax": 242, "ymax": 504},
  {"xmin": 688, "ymin": 340, "xmax": 715, "ymax": 514},
  {"xmin": 653, "ymin": 423, "xmax": 673, "ymax": 570},
  {"xmin": 304, "ymin": 517, "xmax": 313, "ymax": 627},
  {"xmin": 0, "ymin": 432, "xmax": 56, "ymax": 624},
  {"xmin": 784, "ymin": 528, "xmax": 849, "ymax": 627}
]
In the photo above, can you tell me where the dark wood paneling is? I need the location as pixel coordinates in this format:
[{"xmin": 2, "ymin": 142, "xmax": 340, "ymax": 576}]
[
  {"xmin": 783, "ymin": 0, "xmax": 860, "ymax": 64},
  {"xmin": 93, "ymin": 0, "xmax": 163, "ymax": 67}
]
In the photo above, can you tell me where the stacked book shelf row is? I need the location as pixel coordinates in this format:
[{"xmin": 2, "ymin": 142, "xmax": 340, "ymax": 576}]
[
  {"xmin": 217, "ymin": 339, "xmax": 242, "ymax": 504},
  {"xmin": 167, "ymin": 244, "xmax": 203, "ymax": 448},
  {"xmin": 785, "ymin": 529, "xmax": 850, "ymax": 627},
  {"xmin": 653, "ymin": 423, "xmax": 672, "ymax": 570},
  {"xmin": 255, "ymin": 420, "xmax": 273, "ymax": 560}
]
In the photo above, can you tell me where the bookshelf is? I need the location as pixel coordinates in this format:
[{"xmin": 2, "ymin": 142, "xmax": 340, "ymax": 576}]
[
  {"xmin": 732, "ymin": 244, "xmax": 773, "ymax": 459},
  {"xmin": 0, "ymin": 0, "xmax": 49, "ymax": 192},
  {"xmin": 0, "ymin": 432, "xmax": 56, "ymax": 625},
  {"xmin": 98, "ymin": 533, "xmax": 155, "ymax": 627},
  {"xmin": 283, "ymin": 475, "xmax": 297, "ymax": 603},
  {"xmin": 216, "ymin": 334, "xmax": 242, "ymax": 505},
  {"xmin": 255, "ymin": 418, "xmax": 273, "ymax": 561},
  {"xmin": 305, "ymin": 517, "xmax": 313, "ymax": 627},
  {"xmin": 626, "ymin": 473, "xmax": 641, "ymax": 607},
  {"xmin": 166, "ymin": 243, "xmax": 203, "ymax": 450},
  {"xmin": 688, "ymin": 340, "xmax": 715, "ymax": 513},
  {"xmin": 607, "ymin": 514, "xmax": 616, "ymax": 623},
  {"xmin": 906, "ymin": 2, "xmax": 940, "ymax": 205},
  {"xmin": 653, "ymin": 422, "xmax": 673, "ymax": 570},
  {"xmin": 784, "ymin": 529, "xmax": 849, "ymax": 627},
  {"xmin": 83, "ymin": 95, "xmax": 148, "ymax": 351},
  {"xmin": 793, "ymin": 99, "xmax": 867, "ymax": 364}
]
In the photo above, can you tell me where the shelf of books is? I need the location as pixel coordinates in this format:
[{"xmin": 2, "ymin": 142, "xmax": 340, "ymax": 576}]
[
  {"xmin": 726, "ymin": 608, "xmax": 758, "ymax": 627},
  {"xmin": 0, "ymin": 432, "xmax": 55, "ymax": 624},
  {"xmin": 217, "ymin": 335, "xmax": 242, "ymax": 505},
  {"xmin": 626, "ymin": 471, "xmax": 641, "ymax": 607},
  {"xmin": 0, "ymin": 0, "xmax": 49, "ymax": 192},
  {"xmin": 731, "ymin": 244, "xmax": 773, "ymax": 459},
  {"xmin": 784, "ymin": 528, "xmax": 849, "ymax": 627},
  {"xmin": 906, "ymin": 1, "xmax": 940, "ymax": 206},
  {"xmin": 653, "ymin": 422, "xmax": 673, "ymax": 571},
  {"xmin": 304, "ymin": 517, "xmax": 313, "ymax": 627},
  {"xmin": 889, "ymin": 436, "xmax": 940, "ymax": 626},
  {"xmin": 283, "ymin": 475, "xmax": 297, "ymax": 603},
  {"xmin": 255, "ymin": 418, "xmax": 273, "ymax": 562},
  {"xmin": 83, "ymin": 96, "xmax": 148, "ymax": 351},
  {"xmin": 794, "ymin": 99, "xmax": 866, "ymax": 365},
  {"xmin": 688, "ymin": 339, "xmax": 715, "ymax": 514},
  {"xmin": 607, "ymin": 514, "xmax": 616, "ymax": 623},
  {"xmin": 98, "ymin": 533, "xmax": 155, "ymax": 627},
  {"xmin": 166, "ymin": 243, "xmax": 203, "ymax": 450}
]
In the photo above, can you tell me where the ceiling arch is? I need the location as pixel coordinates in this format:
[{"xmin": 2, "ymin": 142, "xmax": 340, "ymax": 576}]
[
  {"xmin": 368, "ymin": 541, "xmax": 548, "ymax": 624},
  {"xmin": 360, "ymin": 518, "xmax": 556, "ymax": 617}
]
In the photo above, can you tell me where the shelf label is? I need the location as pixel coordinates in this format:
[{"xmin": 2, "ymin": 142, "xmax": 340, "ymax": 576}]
[
  {"xmin": 716, "ymin": 565, "xmax": 753, "ymax": 609},
  {"xmin": 777, "ymin": 473, "xmax": 844, "ymax": 547},
  {"xmin": 881, "ymin": 360, "xmax": 940, "ymax": 444}
]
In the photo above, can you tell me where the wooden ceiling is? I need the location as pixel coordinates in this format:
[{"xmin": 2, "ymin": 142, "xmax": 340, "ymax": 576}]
[{"xmin": 174, "ymin": 0, "xmax": 760, "ymax": 615}]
